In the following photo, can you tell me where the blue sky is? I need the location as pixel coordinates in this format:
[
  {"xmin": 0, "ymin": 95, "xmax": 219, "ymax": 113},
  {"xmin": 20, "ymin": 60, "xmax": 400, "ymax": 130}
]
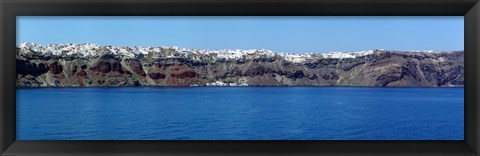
[{"xmin": 17, "ymin": 16, "xmax": 463, "ymax": 53}]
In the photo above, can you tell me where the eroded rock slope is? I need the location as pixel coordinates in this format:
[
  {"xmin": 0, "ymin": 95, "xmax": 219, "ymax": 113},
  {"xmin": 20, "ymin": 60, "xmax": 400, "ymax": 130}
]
[{"xmin": 16, "ymin": 44, "xmax": 464, "ymax": 87}]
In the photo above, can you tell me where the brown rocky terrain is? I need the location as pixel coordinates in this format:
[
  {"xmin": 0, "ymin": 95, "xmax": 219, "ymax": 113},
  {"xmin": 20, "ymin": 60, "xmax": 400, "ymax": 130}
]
[{"xmin": 16, "ymin": 50, "xmax": 464, "ymax": 87}]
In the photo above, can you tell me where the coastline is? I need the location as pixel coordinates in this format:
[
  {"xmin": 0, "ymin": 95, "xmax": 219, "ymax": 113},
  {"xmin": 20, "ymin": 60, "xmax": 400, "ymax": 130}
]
[
  {"xmin": 15, "ymin": 85, "xmax": 465, "ymax": 89},
  {"xmin": 17, "ymin": 47, "xmax": 464, "ymax": 88}
]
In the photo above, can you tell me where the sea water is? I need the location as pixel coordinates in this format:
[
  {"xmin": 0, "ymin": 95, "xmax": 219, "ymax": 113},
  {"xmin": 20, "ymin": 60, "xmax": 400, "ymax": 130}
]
[{"xmin": 16, "ymin": 87, "xmax": 464, "ymax": 140}]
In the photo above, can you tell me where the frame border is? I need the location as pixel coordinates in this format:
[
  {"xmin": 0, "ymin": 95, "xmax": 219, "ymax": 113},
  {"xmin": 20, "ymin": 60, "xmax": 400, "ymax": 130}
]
[{"xmin": 1, "ymin": 0, "xmax": 479, "ymax": 155}]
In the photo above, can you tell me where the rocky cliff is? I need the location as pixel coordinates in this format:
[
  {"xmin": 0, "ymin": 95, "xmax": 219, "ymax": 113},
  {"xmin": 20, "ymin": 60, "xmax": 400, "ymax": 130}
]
[{"xmin": 16, "ymin": 44, "xmax": 464, "ymax": 87}]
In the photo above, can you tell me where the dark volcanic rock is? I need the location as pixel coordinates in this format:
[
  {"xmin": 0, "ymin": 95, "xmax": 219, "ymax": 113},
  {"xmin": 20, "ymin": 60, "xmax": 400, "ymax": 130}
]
[
  {"xmin": 304, "ymin": 58, "xmax": 339, "ymax": 69},
  {"xmin": 375, "ymin": 67, "xmax": 403, "ymax": 86},
  {"xmin": 307, "ymin": 74, "xmax": 318, "ymax": 80},
  {"xmin": 253, "ymin": 57, "xmax": 276, "ymax": 62},
  {"xmin": 77, "ymin": 69, "xmax": 87, "ymax": 76},
  {"xmin": 100, "ymin": 54, "xmax": 119, "ymax": 60},
  {"xmin": 128, "ymin": 59, "xmax": 146, "ymax": 77},
  {"xmin": 171, "ymin": 71, "xmax": 199, "ymax": 78},
  {"xmin": 245, "ymin": 66, "xmax": 274, "ymax": 77},
  {"xmin": 220, "ymin": 68, "xmax": 243, "ymax": 79},
  {"xmin": 111, "ymin": 62, "xmax": 123, "ymax": 73},
  {"xmin": 91, "ymin": 61, "xmax": 111, "ymax": 73},
  {"xmin": 16, "ymin": 50, "xmax": 464, "ymax": 87},
  {"xmin": 321, "ymin": 72, "xmax": 339, "ymax": 80},
  {"xmin": 148, "ymin": 72, "xmax": 166, "ymax": 79},
  {"xmin": 284, "ymin": 70, "xmax": 305, "ymax": 80},
  {"xmin": 342, "ymin": 61, "xmax": 366, "ymax": 71},
  {"xmin": 48, "ymin": 62, "xmax": 63, "ymax": 74},
  {"xmin": 156, "ymin": 58, "xmax": 207, "ymax": 67},
  {"xmin": 16, "ymin": 59, "xmax": 48, "ymax": 76},
  {"xmin": 401, "ymin": 62, "xmax": 420, "ymax": 81}
]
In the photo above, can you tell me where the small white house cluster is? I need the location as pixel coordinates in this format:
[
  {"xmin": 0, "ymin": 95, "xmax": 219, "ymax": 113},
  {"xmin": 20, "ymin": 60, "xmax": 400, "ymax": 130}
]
[
  {"xmin": 206, "ymin": 81, "xmax": 249, "ymax": 87},
  {"xmin": 320, "ymin": 50, "xmax": 378, "ymax": 59},
  {"xmin": 277, "ymin": 53, "xmax": 313, "ymax": 63}
]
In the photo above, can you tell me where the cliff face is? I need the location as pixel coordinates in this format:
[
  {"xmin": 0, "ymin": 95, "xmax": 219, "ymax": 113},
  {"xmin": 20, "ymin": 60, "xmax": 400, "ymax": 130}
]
[{"xmin": 16, "ymin": 50, "xmax": 464, "ymax": 87}]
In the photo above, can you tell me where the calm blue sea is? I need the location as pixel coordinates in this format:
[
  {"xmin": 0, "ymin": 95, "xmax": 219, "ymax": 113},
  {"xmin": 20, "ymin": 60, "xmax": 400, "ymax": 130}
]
[{"xmin": 16, "ymin": 87, "xmax": 464, "ymax": 140}]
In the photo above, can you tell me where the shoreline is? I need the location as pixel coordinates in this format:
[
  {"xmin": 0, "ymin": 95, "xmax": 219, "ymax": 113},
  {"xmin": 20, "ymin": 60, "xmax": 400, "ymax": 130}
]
[{"xmin": 15, "ymin": 85, "xmax": 465, "ymax": 89}]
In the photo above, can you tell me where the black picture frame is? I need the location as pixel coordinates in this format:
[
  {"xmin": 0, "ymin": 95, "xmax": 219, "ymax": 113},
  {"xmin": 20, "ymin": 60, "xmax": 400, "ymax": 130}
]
[{"xmin": 1, "ymin": 0, "xmax": 479, "ymax": 155}]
